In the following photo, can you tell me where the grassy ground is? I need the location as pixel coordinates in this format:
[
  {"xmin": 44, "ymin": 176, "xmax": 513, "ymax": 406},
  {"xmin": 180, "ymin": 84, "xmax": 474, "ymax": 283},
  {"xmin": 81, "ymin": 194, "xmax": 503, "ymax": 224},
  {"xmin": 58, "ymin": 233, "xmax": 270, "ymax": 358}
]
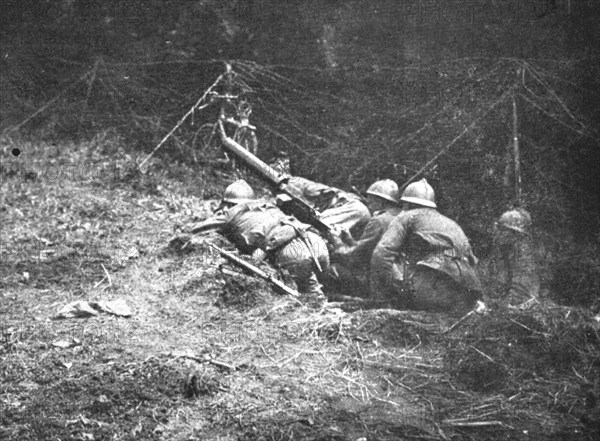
[{"xmin": 1, "ymin": 136, "xmax": 599, "ymax": 440}]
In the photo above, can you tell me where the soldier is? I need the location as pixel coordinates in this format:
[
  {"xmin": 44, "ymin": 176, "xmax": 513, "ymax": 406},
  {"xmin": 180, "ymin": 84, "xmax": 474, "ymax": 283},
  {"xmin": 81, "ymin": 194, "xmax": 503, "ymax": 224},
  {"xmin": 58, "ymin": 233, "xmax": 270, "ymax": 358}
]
[
  {"xmin": 189, "ymin": 180, "xmax": 329, "ymax": 303},
  {"xmin": 266, "ymin": 155, "xmax": 371, "ymax": 239},
  {"xmin": 278, "ymin": 176, "xmax": 371, "ymax": 240},
  {"xmin": 491, "ymin": 208, "xmax": 541, "ymax": 304},
  {"xmin": 370, "ymin": 179, "xmax": 482, "ymax": 315},
  {"xmin": 327, "ymin": 179, "xmax": 402, "ymax": 296}
]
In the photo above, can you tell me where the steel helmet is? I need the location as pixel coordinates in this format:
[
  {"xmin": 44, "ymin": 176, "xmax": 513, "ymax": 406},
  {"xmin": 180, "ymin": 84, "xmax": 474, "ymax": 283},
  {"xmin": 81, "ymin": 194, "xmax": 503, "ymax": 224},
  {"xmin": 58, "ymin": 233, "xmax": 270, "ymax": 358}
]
[
  {"xmin": 496, "ymin": 208, "xmax": 532, "ymax": 234},
  {"xmin": 222, "ymin": 180, "xmax": 256, "ymax": 204},
  {"xmin": 400, "ymin": 178, "xmax": 436, "ymax": 208},
  {"xmin": 366, "ymin": 179, "xmax": 400, "ymax": 204}
]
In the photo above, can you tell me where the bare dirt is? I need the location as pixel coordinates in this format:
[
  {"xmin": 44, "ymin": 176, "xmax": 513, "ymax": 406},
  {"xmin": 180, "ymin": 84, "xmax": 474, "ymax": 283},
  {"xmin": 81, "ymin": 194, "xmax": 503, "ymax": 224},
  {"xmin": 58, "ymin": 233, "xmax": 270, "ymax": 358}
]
[{"xmin": 1, "ymin": 138, "xmax": 599, "ymax": 440}]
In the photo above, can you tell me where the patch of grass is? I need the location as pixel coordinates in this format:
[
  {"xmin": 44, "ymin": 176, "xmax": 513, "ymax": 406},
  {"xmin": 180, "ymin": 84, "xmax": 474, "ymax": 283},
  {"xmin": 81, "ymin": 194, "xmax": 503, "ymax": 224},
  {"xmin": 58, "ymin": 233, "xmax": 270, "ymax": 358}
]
[{"xmin": 216, "ymin": 273, "xmax": 271, "ymax": 310}]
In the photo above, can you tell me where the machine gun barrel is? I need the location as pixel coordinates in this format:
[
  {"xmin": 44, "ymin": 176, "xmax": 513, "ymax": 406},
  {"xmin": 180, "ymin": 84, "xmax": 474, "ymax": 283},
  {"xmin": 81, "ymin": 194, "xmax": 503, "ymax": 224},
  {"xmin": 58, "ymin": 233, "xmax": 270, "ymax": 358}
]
[
  {"xmin": 217, "ymin": 120, "xmax": 332, "ymax": 235},
  {"xmin": 218, "ymin": 120, "xmax": 287, "ymax": 186}
]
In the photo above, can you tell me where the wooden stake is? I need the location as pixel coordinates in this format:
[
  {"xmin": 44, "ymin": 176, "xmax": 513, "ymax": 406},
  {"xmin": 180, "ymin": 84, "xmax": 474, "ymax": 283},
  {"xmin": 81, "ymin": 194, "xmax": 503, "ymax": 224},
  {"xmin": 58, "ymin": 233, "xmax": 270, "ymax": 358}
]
[{"xmin": 512, "ymin": 89, "xmax": 522, "ymax": 206}]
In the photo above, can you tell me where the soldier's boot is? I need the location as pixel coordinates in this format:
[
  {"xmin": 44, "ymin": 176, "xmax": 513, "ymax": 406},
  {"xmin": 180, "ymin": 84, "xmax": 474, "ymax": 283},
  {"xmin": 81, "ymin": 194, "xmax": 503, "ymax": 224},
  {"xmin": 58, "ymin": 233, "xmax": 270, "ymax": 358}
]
[{"xmin": 297, "ymin": 273, "xmax": 326, "ymax": 308}]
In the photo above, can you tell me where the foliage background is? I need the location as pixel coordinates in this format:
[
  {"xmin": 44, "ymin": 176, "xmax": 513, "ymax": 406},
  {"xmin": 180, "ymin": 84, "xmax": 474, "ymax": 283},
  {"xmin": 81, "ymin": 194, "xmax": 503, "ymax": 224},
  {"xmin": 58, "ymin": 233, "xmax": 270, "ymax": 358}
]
[{"xmin": 1, "ymin": 0, "xmax": 599, "ymax": 306}]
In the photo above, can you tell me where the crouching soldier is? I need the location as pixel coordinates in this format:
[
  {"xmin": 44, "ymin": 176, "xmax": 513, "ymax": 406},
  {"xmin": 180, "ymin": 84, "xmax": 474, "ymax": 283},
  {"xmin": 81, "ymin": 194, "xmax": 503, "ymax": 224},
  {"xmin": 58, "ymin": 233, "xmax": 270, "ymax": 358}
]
[
  {"xmin": 327, "ymin": 179, "xmax": 402, "ymax": 297},
  {"xmin": 189, "ymin": 180, "xmax": 329, "ymax": 303},
  {"xmin": 492, "ymin": 208, "xmax": 541, "ymax": 304},
  {"xmin": 370, "ymin": 179, "xmax": 482, "ymax": 315}
]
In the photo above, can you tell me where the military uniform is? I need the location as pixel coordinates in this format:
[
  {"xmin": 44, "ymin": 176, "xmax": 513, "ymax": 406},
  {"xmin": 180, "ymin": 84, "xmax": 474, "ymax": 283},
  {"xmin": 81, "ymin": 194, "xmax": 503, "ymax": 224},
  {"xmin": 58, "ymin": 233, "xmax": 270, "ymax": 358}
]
[
  {"xmin": 490, "ymin": 209, "xmax": 541, "ymax": 304},
  {"xmin": 370, "ymin": 208, "xmax": 482, "ymax": 315},
  {"xmin": 190, "ymin": 200, "xmax": 329, "ymax": 296},
  {"xmin": 284, "ymin": 176, "xmax": 371, "ymax": 239},
  {"xmin": 329, "ymin": 206, "xmax": 402, "ymax": 296}
]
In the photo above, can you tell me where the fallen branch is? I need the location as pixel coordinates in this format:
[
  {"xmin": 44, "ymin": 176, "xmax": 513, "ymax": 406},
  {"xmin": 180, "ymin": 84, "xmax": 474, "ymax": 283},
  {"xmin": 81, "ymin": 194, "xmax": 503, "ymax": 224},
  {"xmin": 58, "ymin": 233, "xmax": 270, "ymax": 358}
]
[
  {"xmin": 442, "ymin": 420, "xmax": 509, "ymax": 428},
  {"xmin": 469, "ymin": 346, "xmax": 497, "ymax": 364},
  {"xmin": 175, "ymin": 353, "xmax": 237, "ymax": 371},
  {"xmin": 100, "ymin": 263, "xmax": 112, "ymax": 287},
  {"xmin": 440, "ymin": 301, "xmax": 487, "ymax": 334}
]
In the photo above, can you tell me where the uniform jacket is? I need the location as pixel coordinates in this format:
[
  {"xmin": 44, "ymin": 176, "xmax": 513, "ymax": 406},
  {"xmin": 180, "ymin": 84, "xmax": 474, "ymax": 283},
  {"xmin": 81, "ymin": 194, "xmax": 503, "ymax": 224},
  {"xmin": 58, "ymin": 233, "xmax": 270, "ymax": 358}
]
[
  {"xmin": 335, "ymin": 206, "xmax": 402, "ymax": 271},
  {"xmin": 285, "ymin": 176, "xmax": 362, "ymax": 211},
  {"xmin": 283, "ymin": 176, "xmax": 371, "ymax": 237},
  {"xmin": 189, "ymin": 200, "xmax": 310, "ymax": 255},
  {"xmin": 492, "ymin": 228, "xmax": 542, "ymax": 300},
  {"xmin": 370, "ymin": 208, "xmax": 482, "ymax": 298}
]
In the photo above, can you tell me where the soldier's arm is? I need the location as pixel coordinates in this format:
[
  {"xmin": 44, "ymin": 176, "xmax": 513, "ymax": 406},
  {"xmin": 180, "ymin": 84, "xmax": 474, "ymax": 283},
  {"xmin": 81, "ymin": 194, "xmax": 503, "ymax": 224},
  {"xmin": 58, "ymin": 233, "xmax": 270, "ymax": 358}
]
[
  {"xmin": 370, "ymin": 216, "xmax": 408, "ymax": 297},
  {"xmin": 188, "ymin": 212, "xmax": 228, "ymax": 234},
  {"xmin": 336, "ymin": 218, "xmax": 385, "ymax": 267},
  {"xmin": 285, "ymin": 176, "xmax": 337, "ymax": 203}
]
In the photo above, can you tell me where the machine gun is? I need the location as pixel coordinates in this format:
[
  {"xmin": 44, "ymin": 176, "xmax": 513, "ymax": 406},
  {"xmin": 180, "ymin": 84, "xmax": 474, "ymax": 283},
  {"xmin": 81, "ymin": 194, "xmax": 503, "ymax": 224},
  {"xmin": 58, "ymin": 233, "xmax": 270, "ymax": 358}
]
[
  {"xmin": 210, "ymin": 244, "xmax": 300, "ymax": 298},
  {"xmin": 217, "ymin": 120, "xmax": 332, "ymax": 235}
]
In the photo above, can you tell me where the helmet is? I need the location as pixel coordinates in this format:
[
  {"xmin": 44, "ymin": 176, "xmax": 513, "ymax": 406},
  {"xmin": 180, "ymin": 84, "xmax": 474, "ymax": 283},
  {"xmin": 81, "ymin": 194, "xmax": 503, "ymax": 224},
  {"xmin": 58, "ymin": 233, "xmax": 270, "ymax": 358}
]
[
  {"xmin": 400, "ymin": 178, "xmax": 436, "ymax": 208},
  {"xmin": 366, "ymin": 179, "xmax": 400, "ymax": 204},
  {"xmin": 222, "ymin": 180, "xmax": 255, "ymax": 204},
  {"xmin": 496, "ymin": 208, "xmax": 531, "ymax": 234}
]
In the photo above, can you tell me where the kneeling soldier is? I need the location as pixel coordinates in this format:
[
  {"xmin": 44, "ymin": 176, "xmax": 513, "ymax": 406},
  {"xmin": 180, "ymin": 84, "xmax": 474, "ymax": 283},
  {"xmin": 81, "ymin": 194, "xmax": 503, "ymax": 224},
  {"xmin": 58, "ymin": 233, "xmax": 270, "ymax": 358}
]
[
  {"xmin": 370, "ymin": 179, "xmax": 482, "ymax": 315},
  {"xmin": 327, "ymin": 179, "xmax": 402, "ymax": 296},
  {"xmin": 190, "ymin": 180, "xmax": 329, "ymax": 302}
]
